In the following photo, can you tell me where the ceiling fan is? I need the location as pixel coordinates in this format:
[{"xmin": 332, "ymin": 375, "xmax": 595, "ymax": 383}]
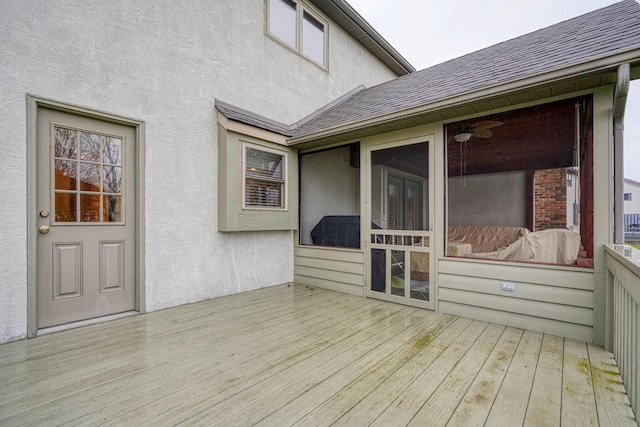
[{"xmin": 453, "ymin": 120, "xmax": 503, "ymax": 142}]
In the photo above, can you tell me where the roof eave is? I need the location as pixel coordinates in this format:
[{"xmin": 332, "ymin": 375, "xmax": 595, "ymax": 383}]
[
  {"xmin": 287, "ymin": 47, "xmax": 640, "ymax": 146},
  {"xmin": 312, "ymin": 0, "xmax": 415, "ymax": 75}
]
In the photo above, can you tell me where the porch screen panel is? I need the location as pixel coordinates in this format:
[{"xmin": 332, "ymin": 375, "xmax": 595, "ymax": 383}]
[
  {"xmin": 445, "ymin": 96, "xmax": 593, "ymax": 267},
  {"xmin": 299, "ymin": 143, "xmax": 360, "ymax": 247}
]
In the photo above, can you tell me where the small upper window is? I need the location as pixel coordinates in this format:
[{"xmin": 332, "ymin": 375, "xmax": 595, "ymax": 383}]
[
  {"xmin": 302, "ymin": 11, "xmax": 325, "ymax": 65},
  {"xmin": 624, "ymin": 193, "xmax": 632, "ymax": 201},
  {"xmin": 244, "ymin": 144, "xmax": 287, "ymax": 209},
  {"xmin": 267, "ymin": 0, "xmax": 327, "ymax": 67},
  {"xmin": 269, "ymin": 0, "xmax": 297, "ymax": 48}
]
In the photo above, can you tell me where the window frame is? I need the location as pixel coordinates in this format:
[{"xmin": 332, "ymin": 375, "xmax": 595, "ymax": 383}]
[
  {"xmin": 298, "ymin": 142, "xmax": 361, "ymax": 248},
  {"xmin": 242, "ymin": 142, "xmax": 288, "ymax": 211},
  {"xmin": 51, "ymin": 123, "xmax": 126, "ymax": 225},
  {"xmin": 266, "ymin": 0, "xmax": 328, "ymax": 69},
  {"xmin": 624, "ymin": 192, "xmax": 632, "ymax": 201}
]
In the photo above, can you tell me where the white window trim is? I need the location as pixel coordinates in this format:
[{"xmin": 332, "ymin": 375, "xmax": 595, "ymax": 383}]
[
  {"xmin": 266, "ymin": 0, "xmax": 328, "ymax": 69},
  {"xmin": 242, "ymin": 142, "xmax": 289, "ymax": 211}
]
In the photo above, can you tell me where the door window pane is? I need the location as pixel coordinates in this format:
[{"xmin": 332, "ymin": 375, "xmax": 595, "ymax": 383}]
[
  {"xmin": 55, "ymin": 192, "xmax": 77, "ymax": 222},
  {"xmin": 104, "ymin": 195, "xmax": 122, "ymax": 222},
  {"xmin": 80, "ymin": 163, "xmax": 101, "ymax": 191},
  {"xmin": 55, "ymin": 160, "xmax": 77, "ymax": 190},
  {"xmin": 103, "ymin": 166, "xmax": 122, "ymax": 193},
  {"xmin": 103, "ymin": 137, "xmax": 122, "ymax": 165},
  {"xmin": 54, "ymin": 127, "xmax": 77, "ymax": 159},
  {"xmin": 79, "ymin": 132, "xmax": 101, "ymax": 162},
  {"xmin": 80, "ymin": 194, "xmax": 102, "ymax": 222}
]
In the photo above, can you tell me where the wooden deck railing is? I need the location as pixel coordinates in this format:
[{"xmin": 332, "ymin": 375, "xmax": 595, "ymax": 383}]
[{"xmin": 605, "ymin": 244, "xmax": 640, "ymax": 419}]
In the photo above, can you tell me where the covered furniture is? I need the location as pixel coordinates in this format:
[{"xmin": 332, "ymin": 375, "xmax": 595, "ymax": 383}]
[
  {"xmin": 310, "ymin": 215, "xmax": 361, "ymax": 248},
  {"xmin": 448, "ymin": 225, "xmax": 530, "ymax": 253},
  {"xmin": 466, "ymin": 228, "xmax": 581, "ymax": 265},
  {"xmin": 447, "ymin": 225, "xmax": 581, "ymax": 265}
]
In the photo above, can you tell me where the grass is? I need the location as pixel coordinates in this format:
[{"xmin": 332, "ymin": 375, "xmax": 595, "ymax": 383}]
[{"xmin": 626, "ymin": 242, "xmax": 640, "ymax": 250}]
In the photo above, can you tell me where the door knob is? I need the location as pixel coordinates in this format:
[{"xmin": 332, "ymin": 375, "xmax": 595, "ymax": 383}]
[{"xmin": 39, "ymin": 225, "xmax": 50, "ymax": 234}]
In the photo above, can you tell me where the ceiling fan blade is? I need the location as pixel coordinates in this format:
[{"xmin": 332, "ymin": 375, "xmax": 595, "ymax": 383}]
[
  {"xmin": 474, "ymin": 129, "xmax": 493, "ymax": 138},
  {"xmin": 472, "ymin": 120, "xmax": 503, "ymax": 130}
]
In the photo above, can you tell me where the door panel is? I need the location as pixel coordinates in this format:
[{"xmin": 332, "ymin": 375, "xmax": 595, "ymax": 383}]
[
  {"xmin": 99, "ymin": 241, "xmax": 125, "ymax": 292},
  {"xmin": 52, "ymin": 243, "xmax": 83, "ymax": 299},
  {"xmin": 37, "ymin": 108, "xmax": 136, "ymax": 328}
]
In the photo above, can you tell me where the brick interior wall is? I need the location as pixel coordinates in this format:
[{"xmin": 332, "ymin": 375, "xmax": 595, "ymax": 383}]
[{"xmin": 534, "ymin": 168, "xmax": 567, "ymax": 231}]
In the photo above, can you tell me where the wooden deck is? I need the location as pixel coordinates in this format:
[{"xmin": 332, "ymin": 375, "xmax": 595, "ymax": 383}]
[{"xmin": 0, "ymin": 284, "xmax": 636, "ymax": 426}]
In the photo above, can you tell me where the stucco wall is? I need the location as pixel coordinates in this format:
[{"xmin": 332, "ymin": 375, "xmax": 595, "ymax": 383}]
[{"xmin": 0, "ymin": 0, "xmax": 398, "ymax": 342}]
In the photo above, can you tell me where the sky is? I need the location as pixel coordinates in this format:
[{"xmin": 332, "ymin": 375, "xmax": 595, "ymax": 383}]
[{"xmin": 348, "ymin": 0, "xmax": 640, "ymax": 181}]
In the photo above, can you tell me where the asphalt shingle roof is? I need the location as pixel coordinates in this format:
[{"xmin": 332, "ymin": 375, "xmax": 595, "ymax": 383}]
[{"xmin": 291, "ymin": 0, "xmax": 640, "ymax": 138}]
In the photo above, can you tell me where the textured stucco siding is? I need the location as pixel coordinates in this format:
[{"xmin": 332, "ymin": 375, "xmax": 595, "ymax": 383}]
[{"xmin": 0, "ymin": 0, "xmax": 398, "ymax": 342}]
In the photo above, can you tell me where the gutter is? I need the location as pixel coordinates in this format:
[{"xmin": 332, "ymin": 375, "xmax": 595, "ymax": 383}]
[
  {"xmin": 613, "ymin": 63, "xmax": 630, "ymax": 244},
  {"xmin": 288, "ymin": 48, "xmax": 640, "ymax": 145}
]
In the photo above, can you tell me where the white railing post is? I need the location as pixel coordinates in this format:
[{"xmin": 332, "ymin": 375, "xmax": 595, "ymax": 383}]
[{"xmin": 605, "ymin": 244, "xmax": 640, "ymax": 419}]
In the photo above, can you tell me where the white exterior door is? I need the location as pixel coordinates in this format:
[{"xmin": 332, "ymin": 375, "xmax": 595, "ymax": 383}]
[{"xmin": 36, "ymin": 107, "xmax": 136, "ymax": 329}]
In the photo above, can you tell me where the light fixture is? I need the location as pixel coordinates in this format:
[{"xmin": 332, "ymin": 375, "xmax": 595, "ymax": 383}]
[
  {"xmin": 453, "ymin": 131, "xmax": 472, "ymax": 143},
  {"xmin": 453, "ymin": 124, "xmax": 474, "ymax": 142}
]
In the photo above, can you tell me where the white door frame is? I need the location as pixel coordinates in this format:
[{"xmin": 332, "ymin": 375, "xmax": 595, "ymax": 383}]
[
  {"xmin": 364, "ymin": 134, "xmax": 436, "ymax": 310},
  {"xmin": 26, "ymin": 95, "xmax": 146, "ymax": 338}
]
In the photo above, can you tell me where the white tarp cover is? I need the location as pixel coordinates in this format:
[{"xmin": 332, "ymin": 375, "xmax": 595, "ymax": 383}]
[{"xmin": 468, "ymin": 228, "xmax": 581, "ymax": 265}]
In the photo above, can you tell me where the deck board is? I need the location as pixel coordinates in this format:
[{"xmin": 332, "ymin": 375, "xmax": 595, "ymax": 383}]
[
  {"xmin": 192, "ymin": 308, "xmax": 429, "ymax": 426},
  {"xmin": 484, "ymin": 330, "xmax": 542, "ymax": 426},
  {"xmin": 523, "ymin": 334, "xmax": 564, "ymax": 426},
  {"xmin": 407, "ymin": 323, "xmax": 508, "ymax": 426},
  {"xmin": 561, "ymin": 339, "xmax": 599, "ymax": 425},
  {"xmin": 446, "ymin": 327, "xmax": 523, "ymax": 426},
  {"xmin": 369, "ymin": 318, "xmax": 487, "ymax": 426},
  {"xmin": 0, "ymin": 284, "xmax": 634, "ymax": 427}
]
